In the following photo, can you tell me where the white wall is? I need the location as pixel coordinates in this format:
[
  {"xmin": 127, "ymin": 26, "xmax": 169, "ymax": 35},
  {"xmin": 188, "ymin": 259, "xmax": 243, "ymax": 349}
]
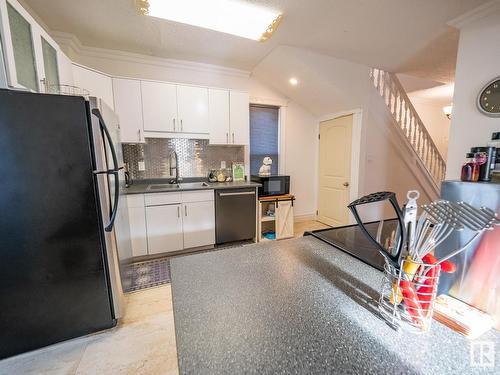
[
  {"xmin": 447, "ymin": 9, "xmax": 500, "ymax": 179},
  {"xmin": 407, "ymin": 96, "xmax": 451, "ymax": 160}
]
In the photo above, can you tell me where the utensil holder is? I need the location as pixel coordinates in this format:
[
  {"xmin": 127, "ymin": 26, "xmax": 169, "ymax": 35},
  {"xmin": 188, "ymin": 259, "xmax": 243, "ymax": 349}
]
[{"xmin": 379, "ymin": 258, "xmax": 441, "ymax": 333}]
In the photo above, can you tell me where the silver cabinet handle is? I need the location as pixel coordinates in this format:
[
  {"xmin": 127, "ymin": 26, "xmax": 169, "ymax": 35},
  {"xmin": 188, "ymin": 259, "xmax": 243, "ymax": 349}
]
[
  {"xmin": 173, "ymin": 118, "xmax": 176, "ymax": 132},
  {"xmin": 226, "ymin": 133, "xmax": 228, "ymax": 143},
  {"xmin": 181, "ymin": 119, "xmax": 183, "ymax": 132},
  {"xmin": 177, "ymin": 206, "xmax": 180, "ymax": 218},
  {"xmin": 232, "ymin": 133, "xmax": 235, "ymax": 143},
  {"xmin": 184, "ymin": 205, "xmax": 187, "ymax": 216},
  {"xmin": 138, "ymin": 129, "xmax": 141, "ymax": 141},
  {"xmin": 219, "ymin": 191, "xmax": 256, "ymax": 197}
]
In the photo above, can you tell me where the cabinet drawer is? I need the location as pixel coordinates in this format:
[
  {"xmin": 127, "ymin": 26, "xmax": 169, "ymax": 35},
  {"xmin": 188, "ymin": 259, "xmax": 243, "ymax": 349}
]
[
  {"xmin": 182, "ymin": 190, "xmax": 214, "ymax": 203},
  {"xmin": 126, "ymin": 194, "xmax": 145, "ymax": 208},
  {"xmin": 145, "ymin": 192, "xmax": 182, "ymax": 206}
]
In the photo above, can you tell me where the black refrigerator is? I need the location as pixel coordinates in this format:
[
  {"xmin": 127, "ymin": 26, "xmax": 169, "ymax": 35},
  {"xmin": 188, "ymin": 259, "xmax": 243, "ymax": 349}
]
[{"xmin": 0, "ymin": 89, "xmax": 129, "ymax": 359}]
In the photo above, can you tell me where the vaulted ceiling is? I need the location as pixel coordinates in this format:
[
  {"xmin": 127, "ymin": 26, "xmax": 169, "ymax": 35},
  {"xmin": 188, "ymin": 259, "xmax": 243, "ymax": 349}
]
[{"xmin": 23, "ymin": 0, "xmax": 487, "ymax": 83}]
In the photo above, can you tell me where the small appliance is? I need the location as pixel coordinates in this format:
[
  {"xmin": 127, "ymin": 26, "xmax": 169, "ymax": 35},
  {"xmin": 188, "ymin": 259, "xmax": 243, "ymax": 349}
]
[{"xmin": 251, "ymin": 175, "xmax": 290, "ymax": 197}]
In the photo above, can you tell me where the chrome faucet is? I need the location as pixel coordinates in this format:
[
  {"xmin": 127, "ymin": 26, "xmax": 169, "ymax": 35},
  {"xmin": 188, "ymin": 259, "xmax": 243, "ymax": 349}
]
[{"xmin": 169, "ymin": 150, "xmax": 179, "ymax": 184}]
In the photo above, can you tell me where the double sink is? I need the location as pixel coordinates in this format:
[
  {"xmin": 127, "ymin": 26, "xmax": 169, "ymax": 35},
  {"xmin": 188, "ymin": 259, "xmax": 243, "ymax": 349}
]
[{"xmin": 146, "ymin": 182, "xmax": 210, "ymax": 191}]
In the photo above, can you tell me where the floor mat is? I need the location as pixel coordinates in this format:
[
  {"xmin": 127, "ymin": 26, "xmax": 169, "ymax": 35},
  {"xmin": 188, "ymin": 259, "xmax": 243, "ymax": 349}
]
[{"xmin": 123, "ymin": 258, "xmax": 171, "ymax": 293}]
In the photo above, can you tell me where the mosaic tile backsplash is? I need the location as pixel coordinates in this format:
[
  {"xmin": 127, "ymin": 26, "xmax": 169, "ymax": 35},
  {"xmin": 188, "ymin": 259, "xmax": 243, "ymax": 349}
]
[{"xmin": 122, "ymin": 138, "xmax": 245, "ymax": 180}]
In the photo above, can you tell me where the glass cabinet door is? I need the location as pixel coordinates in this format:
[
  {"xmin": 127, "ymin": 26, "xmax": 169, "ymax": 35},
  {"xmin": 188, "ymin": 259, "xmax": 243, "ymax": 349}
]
[
  {"xmin": 6, "ymin": 2, "xmax": 38, "ymax": 91},
  {"xmin": 41, "ymin": 36, "xmax": 59, "ymax": 90}
]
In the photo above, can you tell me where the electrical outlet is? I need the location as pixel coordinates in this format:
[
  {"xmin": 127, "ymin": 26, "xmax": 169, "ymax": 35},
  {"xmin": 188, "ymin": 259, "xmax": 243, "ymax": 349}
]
[
  {"xmin": 138, "ymin": 160, "xmax": 145, "ymax": 171},
  {"xmin": 221, "ymin": 161, "xmax": 226, "ymax": 169}
]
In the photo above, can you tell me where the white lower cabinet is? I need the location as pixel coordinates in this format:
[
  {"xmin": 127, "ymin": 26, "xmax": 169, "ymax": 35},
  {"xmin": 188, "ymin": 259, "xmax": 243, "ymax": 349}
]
[
  {"xmin": 129, "ymin": 190, "xmax": 215, "ymax": 257},
  {"xmin": 182, "ymin": 201, "xmax": 215, "ymax": 249},
  {"xmin": 145, "ymin": 204, "xmax": 184, "ymax": 255},
  {"xmin": 127, "ymin": 195, "xmax": 148, "ymax": 257},
  {"xmin": 128, "ymin": 206, "xmax": 148, "ymax": 257}
]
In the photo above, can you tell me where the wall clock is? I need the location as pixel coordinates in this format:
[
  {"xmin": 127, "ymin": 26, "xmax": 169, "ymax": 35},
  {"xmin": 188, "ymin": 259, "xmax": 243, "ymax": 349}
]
[{"xmin": 477, "ymin": 77, "xmax": 500, "ymax": 117}]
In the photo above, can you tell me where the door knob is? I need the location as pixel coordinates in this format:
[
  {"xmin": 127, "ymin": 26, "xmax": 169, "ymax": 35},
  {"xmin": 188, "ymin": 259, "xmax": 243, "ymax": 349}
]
[{"xmin": 343, "ymin": 182, "xmax": 350, "ymax": 187}]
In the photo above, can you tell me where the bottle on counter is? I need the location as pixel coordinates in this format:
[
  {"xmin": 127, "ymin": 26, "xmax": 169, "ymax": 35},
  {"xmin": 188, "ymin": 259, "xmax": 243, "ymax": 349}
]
[
  {"xmin": 460, "ymin": 152, "xmax": 479, "ymax": 182},
  {"xmin": 470, "ymin": 147, "xmax": 495, "ymax": 182}
]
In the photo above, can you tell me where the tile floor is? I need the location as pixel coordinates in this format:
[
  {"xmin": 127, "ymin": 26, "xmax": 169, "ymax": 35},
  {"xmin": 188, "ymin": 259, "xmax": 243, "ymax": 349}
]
[
  {"xmin": 0, "ymin": 286, "xmax": 178, "ymax": 375},
  {"xmin": 0, "ymin": 220, "xmax": 329, "ymax": 375}
]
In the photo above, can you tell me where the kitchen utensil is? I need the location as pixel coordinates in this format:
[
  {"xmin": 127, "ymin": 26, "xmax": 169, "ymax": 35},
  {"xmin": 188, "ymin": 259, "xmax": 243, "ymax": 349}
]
[
  {"xmin": 348, "ymin": 192, "xmax": 406, "ymax": 269},
  {"xmin": 403, "ymin": 190, "xmax": 419, "ymax": 256},
  {"xmin": 379, "ymin": 258, "xmax": 441, "ymax": 333}
]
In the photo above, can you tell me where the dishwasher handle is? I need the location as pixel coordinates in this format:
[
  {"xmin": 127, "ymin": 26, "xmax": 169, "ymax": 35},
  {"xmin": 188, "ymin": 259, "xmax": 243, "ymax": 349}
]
[{"xmin": 218, "ymin": 191, "xmax": 256, "ymax": 197}]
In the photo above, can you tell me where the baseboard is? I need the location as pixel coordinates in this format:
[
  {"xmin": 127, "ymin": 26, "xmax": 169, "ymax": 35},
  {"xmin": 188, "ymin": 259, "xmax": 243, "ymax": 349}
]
[{"xmin": 294, "ymin": 213, "xmax": 316, "ymax": 222}]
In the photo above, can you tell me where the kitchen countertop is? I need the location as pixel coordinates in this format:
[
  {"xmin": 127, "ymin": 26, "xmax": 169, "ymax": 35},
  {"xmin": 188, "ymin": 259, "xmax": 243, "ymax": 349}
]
[
  {"xmin": 170, "ymin": 236, "xmax": 500, "ymax": 374},
  {"xmin": 124, "ymin": 180, "xmax": 261, "ymax": 194}
]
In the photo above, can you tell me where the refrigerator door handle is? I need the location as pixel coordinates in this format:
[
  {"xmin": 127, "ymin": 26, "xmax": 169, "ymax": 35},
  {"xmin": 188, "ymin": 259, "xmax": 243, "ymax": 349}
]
[
  {"xmin": 105, "ymin": 171, "xmax": 120, "ymax": 232},
  {"xmin": 91, "ymin": 108, "xmax": 121, "ymax": 232},
  {"xmin": 92, "ymin": 108, "xmax": 119, "ymax": 171}
]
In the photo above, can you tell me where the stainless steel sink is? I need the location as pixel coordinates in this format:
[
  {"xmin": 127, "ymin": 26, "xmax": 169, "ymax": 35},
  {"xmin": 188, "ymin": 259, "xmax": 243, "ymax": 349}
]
[
  {"xmin": 179, "ymin": 182, "xmax": 211, "ymax": 189},
  {"xmin": 146, "ymin": 184, "xmax": 180, "ymax": 190}
]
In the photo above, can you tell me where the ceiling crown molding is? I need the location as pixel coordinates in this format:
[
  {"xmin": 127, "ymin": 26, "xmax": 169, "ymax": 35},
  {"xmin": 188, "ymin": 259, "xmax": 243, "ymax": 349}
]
[
  {"xmin": 51, "ymin": 31, "xmax": 251, "ymax": 79},
  {"xmin": 447, "ymin": 0, "xmax": 500, "ymax": 29}
]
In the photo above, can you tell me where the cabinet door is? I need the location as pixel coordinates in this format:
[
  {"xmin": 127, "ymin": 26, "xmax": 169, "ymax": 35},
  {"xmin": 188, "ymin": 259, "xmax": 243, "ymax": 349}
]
[
  {"xmin": 141, "ymin": 81, "xmax": 177, "ymax": 132},
  {"xmin": 145, "ymin": 204, "xmax": 183, "ymax": 255},
  {"xmin": 209, "ymin": 89, "xmax": 230, "ymax": 144},
  {"xmin": 276, "ymin": 200, "xmax": 294, "ymax": 240},
  {"xmin": 112, "ymin": 78, "xmax": 144, "ymax": 143},
  {"xmin": 177, "ymin": 85, "xmax": 209, "ymax": 133},
  {"xmin": 229, "ymin": 91, "xmax": 249, "ymax": 145},
  {"xmin": 128, "ymin": 206, "xmax": 148, "ymax": 258},
  {"xmin": 73, "ymin": 64, "xmax": 113, "ymax": 109},
  {"xmin": 183, "ymin": 201, "xmax": 215, "ymax": 249}
]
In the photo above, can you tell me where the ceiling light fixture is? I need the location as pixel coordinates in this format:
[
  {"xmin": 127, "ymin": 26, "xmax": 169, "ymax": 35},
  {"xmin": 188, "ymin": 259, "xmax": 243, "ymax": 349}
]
[
  {"xmin": 443, "ymin": 105, "xmax": 453, "ymax": 120},
  {"xmin": 289, "ymin": 77, "xmax": 298, "ymax": 86},
  {"xmin": 137, "ymin": 0, "xmax": 282, "ymax": 42}
]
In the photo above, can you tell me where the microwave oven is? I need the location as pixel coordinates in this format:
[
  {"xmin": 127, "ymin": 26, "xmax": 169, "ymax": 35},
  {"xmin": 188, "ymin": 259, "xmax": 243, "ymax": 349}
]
[{"xmin": 251, "ymin": 175, "xmax": 290, "ymax": 197}]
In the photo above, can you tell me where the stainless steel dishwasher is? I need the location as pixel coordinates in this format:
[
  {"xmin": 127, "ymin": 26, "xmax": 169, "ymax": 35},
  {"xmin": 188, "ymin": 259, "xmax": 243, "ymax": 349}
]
[{"xmin": 215, "ymin": 188, "xmax": 257, "ymax": 244}]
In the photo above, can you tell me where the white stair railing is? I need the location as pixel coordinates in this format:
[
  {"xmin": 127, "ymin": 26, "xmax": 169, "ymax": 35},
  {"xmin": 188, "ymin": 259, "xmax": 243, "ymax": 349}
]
[{"xmin": 370, "ymin": 68, "xmax": 446, "ymax": 191}]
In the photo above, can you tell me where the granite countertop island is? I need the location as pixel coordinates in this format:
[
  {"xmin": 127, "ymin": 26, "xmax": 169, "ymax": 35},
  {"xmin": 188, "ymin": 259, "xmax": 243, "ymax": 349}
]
[{"xmin": 170, "ymin": 236, "xmax": 500, "ymax": 374}]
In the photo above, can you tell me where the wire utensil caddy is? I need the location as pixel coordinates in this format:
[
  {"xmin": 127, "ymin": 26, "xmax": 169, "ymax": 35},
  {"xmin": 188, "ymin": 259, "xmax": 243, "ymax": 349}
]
[
  {"xmin": 348, "ymin": 190, "xmax": 500, "ymax": 334},
  {"xmin": 379, "ymin": 258, "xmax": 441, "ymax": 333}
]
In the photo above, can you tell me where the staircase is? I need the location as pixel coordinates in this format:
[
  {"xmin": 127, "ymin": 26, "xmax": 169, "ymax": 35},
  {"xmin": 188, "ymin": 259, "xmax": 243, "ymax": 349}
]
[{"xmin": 369, "ymin": 69, "xmax": 446, "ymax": 193}]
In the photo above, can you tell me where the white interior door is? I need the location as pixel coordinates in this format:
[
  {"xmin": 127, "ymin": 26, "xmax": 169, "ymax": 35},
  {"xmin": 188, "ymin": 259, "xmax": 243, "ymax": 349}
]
[
  {"xmin": 145, "ymin": 204, "xmax": 183, "ymax": 254},
  {"xmin": 177, "ymin": 85, "xmax": 209, "ymax": 133},
  {"xmin": 318, "ymin": 115, "xmax": 352, "ymax": 227},
  {"xmin": 182, "ymin": 201, "xmax": 215, "ymax": 249},
  {"xmin": 141, "ymin": 81, "xmax": 177, "ymax": 132}
]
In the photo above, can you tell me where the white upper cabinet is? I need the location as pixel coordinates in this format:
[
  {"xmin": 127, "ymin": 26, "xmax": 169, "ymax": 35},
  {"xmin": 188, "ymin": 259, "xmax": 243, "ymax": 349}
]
[
  {"xmin": 209, "ymin": 89, "xmax": 230, "ymax": 144},
  {"xmin": 112, "ymin": 78, "xmax": 144, "ymax": 143},
  {"xmin": 0, "ymin": 0, "xmax": 71, "ymax": 91},
  {"xmin": 73, "ymin": 64, "xmax": 113, "ymax": 108},
  {"xmin": 141, "ymin": 81, "xmax": 177, "ymax": 132},
  {"xmin": 209, "ymin": 89, "xmax": 249, "ymax": 145},
  {"xmin": 230, "ymin": 91, "xmax": 250, "ymax": 145},
  {"xmin": 177, "ymin": 85, "xmax": 209, "ymax": 134}
]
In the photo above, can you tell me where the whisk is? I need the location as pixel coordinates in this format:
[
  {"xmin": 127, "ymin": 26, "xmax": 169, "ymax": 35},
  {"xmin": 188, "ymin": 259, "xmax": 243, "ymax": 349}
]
[{"xmin": 411, "ymin": 200, "xmax": 499, "ymax": 262}]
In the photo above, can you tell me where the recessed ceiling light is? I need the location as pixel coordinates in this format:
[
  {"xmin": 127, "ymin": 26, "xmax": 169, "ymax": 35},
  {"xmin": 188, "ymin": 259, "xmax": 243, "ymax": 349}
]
[
  {"xmin": 289, "ymin": 77, "xmax": 298, "ymax": 86},
  {"xmin": 137, "ymin": 0, "xmax": 282, "ymax": 42}
]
